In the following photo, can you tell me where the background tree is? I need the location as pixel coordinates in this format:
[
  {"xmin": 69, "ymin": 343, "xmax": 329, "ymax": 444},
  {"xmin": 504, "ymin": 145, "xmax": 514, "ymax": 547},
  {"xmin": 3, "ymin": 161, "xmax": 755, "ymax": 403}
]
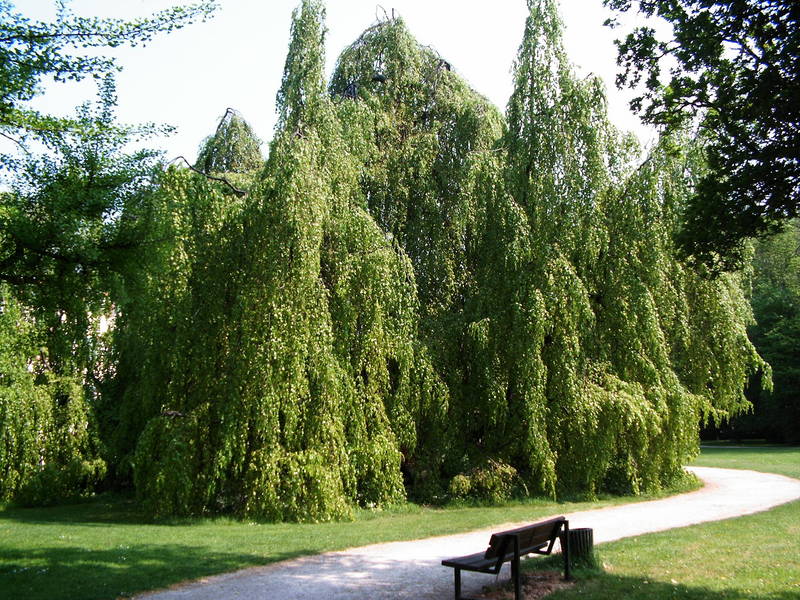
[
  {"xmin": 0, "ymin": 76, "xmax": 168, "ymax": 505},
  {"xmin": 0, "ymin": 0, "xmax": 218, "ymax": 343},
  {"xmin": 706, "ymin": 220, "xmax": 799, "ymax": 442},
  {"xmin": 603, "ymin": 0, "xmax": 800, "ymax": 270},
  {"xmin": 329, "ymin": 10, "xmax": 509, "ymax": 497},
  {"xmin": 0, "ymin": 282, "xmax": 106, "ymax": 505},
  {"xmin": 1, "ymin": 80, "xmax": 161, "ymax": 370}
]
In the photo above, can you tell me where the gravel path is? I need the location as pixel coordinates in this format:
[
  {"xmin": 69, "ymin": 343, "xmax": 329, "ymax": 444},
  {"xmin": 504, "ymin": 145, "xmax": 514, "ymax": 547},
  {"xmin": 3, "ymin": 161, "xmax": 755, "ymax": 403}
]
[{"xmin": 137, "ymin": 466, "xmax": 800, "ymax": 600}]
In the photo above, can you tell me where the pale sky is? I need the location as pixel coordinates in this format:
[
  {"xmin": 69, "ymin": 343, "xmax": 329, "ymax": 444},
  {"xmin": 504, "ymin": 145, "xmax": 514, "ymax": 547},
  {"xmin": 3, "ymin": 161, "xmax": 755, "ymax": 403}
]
[{"xmin": 16, "ymin": 0, "xmax": 660, "ymax": 161}]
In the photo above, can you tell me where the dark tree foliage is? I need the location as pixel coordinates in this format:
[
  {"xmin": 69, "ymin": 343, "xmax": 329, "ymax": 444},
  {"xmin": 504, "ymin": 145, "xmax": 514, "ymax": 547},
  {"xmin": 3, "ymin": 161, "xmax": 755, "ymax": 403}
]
[
  {"xmin": 708, "ymin": 220, "xmax": 799, "ymax": 443},
  {"xmin": 604, "ymin": 0, "xmax": 800, "ymax": 270}
]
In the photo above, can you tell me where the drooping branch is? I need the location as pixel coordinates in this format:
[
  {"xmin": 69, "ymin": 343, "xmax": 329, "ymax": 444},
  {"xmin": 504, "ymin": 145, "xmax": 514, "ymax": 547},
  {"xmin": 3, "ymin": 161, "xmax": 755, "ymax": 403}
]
[{"xmin": 170, "ymin": 156, "xmax": 247, "ymax": 197}]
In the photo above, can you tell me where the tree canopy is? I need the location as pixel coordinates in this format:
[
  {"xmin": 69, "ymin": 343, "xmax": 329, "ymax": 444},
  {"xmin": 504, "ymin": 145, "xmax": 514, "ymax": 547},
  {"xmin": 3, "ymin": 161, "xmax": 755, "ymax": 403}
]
[
  {"xmin": 195, "ymin": 108, "xmax": 263, "ymax": 175},
  {"xmin": 708, "ymin": 220, "xmax": 799, "ymax": 443},
  {"xmin": 603, "ymin": 0, "xmax": 800, "ymax": 270}
]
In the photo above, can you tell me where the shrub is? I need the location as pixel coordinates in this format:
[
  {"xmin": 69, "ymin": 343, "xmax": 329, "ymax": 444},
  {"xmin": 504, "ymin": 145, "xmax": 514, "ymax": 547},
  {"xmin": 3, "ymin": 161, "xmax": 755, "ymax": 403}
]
[
  {"xmin": 15, "ymin": 458, "xmax": 107, "ymax": 507},
  {"xmin": 448, "ymin": 460, "xmax": 518, "ymax": 503}
]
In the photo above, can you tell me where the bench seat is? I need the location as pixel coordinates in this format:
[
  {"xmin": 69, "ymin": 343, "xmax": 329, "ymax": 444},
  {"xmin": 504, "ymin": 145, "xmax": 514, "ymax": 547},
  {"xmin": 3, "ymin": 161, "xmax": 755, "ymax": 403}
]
[{"xmin": 441, "ymin": 542, "xmax": 549, "ymax": 573}]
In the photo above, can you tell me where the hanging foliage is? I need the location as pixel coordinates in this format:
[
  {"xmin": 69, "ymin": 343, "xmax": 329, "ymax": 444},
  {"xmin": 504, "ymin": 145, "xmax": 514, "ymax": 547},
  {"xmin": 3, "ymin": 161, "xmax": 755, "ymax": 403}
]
[
  {"xmin": 0, "ymin": 284, "xmax": 106, "ymax": 504},
  {"xmin": 110, "ymin": 0, "xmax": 765, "ymax": 520},
  {"xmin": 116, "ymin": 1, "xmax": 444, "ymax": 519},
  {"xmin": 495, "ymin": 0, "xmax": 766, "ymax": 495},
  {"xmin": 195, "ymin": 108, "xmax": 263, "ymax": 175}
]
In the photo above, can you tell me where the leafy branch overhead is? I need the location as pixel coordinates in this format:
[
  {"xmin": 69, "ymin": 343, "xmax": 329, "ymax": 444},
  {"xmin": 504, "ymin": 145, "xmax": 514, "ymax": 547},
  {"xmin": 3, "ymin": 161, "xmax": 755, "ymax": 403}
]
[
  {"xmin": 604, "ymin": 0, "xmax": 800, "ymax": 270},
  {"xmin": 0, "ymin": 1, "xmax": 216, "ymax": 141}
]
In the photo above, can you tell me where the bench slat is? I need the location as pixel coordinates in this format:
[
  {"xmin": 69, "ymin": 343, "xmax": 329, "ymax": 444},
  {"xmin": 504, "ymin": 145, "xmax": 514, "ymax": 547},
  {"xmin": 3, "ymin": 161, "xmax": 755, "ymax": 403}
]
[
  {"xmin": 442, "ymin": 550, "xmax": 503, "ymax": 574},
  {"xmin": 484, "ymin": 516, "xmax": 566, "ymax": 559}
]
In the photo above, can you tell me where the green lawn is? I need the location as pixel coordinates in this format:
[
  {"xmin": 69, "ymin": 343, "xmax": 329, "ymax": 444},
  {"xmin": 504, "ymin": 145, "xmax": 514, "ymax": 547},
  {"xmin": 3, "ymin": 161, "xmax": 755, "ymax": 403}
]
[
  {"xmin": 2, "ymin": 446, "xmax": 796, "ymax": 600},
  {"xmin": 693, "ymin": 444, "xmax": 800, "ymax": 479},
  {"xmin": 0, "ymin": 485, "xmax": 688, "ymax": 600},
  {"xmin": 534, "ymin": 445, "xmax": 800, "ymax": 600}
]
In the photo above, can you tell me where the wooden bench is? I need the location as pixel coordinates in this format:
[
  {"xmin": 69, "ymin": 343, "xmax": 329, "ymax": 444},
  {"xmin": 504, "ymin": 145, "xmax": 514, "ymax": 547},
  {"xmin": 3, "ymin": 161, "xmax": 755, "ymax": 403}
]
[{"xmin": 441, "ymin": 516, "xmax": 571, "ymax": 600}]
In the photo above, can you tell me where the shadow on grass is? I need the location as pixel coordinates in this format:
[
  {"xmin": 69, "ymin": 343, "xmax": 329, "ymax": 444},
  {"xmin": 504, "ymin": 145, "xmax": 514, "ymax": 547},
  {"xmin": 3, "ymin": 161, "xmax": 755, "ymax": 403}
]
[
  {"xmin": 550, "ymin": 572, "xmax": 800, "ymax": 600},
  {"xmin": 523, "ymin": 553, "xmax": 799, "ymax": 600},
  {"xmin": 0, "ymin": 493, "xmax": 161, "ymax": 526},
  {"xmin": 0, "ymin": 493, "xmax": 269, "ymax": 527},
  {"xmin": 0, "ymin": 543, "xmax": 310, "ymax": 600}
]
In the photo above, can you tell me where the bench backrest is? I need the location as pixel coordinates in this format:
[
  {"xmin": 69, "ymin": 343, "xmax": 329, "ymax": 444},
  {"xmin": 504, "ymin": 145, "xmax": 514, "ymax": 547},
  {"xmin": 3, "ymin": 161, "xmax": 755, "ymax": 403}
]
[{"xmin": 484, "ymin": 516, "xmax": 566, "ymax": 560}]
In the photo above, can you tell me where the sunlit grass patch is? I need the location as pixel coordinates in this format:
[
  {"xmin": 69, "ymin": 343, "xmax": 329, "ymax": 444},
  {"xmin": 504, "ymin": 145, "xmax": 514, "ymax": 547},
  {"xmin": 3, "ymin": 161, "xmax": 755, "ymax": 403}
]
[{"xmin": 525, "ymin": 445, "xmax": 800, "ymax": 600}]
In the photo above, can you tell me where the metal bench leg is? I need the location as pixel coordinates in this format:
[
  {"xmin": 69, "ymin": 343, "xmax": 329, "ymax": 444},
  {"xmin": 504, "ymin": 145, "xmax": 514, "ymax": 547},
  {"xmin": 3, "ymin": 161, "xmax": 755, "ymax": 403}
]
[
  {"xmin": 563, "ymin": 520, "xmax": 572, "ymax": 581},
  {"xmin": 454, "ymin": 567, "xmax": 462, "ymax": 600},
  {"xmin": 512, "ymin": 556, "xmax": 521, "ymax": 600}
]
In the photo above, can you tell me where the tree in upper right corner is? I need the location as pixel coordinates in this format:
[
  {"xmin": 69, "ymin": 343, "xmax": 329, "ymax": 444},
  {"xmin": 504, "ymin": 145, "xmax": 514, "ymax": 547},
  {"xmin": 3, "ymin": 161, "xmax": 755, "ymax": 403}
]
[{"xmin": 604, "ymin": 0, "xmax": 800, "ymax": 271}]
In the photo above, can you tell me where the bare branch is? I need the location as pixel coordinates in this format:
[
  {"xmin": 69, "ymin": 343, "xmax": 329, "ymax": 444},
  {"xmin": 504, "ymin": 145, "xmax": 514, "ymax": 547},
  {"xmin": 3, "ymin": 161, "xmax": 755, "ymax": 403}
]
[
  {"xmin": 0, "ymin": 131, "xmax": 30, "ymax": 154},
  {"xmin": 170, "ymin": 156, "xmax": 247, "ymax": 197}
]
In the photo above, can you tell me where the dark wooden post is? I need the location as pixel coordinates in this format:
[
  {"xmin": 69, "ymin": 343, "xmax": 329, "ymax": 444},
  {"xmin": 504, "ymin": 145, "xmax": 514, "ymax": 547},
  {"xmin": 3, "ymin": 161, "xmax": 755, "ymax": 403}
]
[
  {"xmin": 511, "ymin": 534, "xmax": 521, "ymax": 600},
  {"xmin": 562, "ymin": 520, "xmax": 571, "ymax": 580}
]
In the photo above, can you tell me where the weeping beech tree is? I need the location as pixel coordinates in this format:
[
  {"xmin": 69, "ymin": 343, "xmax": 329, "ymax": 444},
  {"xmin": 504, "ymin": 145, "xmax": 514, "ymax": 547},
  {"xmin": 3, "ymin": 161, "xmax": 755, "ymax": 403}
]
[
  {"xmin": 115, "ymin": 0, "xmax": 443, "ymax": 519},
  {"xmin": 112, "ymin": 0, "xmax": 765, "ymax": 519},
  {"xmin": 492, "ymin": 0, "xmax": 765, "ymax": 495},
  {"xmin": 0, "ymin": 284, "xmax": 106, "ymax": 504},
  {"xmin": 195, "ymin": 108, "xmax": 263, "ymax": 175}
]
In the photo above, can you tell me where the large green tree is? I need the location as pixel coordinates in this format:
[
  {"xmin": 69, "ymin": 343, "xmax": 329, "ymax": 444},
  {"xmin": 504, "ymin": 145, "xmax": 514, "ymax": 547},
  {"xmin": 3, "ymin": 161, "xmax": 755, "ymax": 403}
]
[
  {"xmin": 497, "ymin": 0, "xmax": 761, "ymax": 495},
  {"xmin": 118, "ymin": 0, "xmax": 440, "ymax": 519},
  {"xmin": 604, "ymin": 0, "xmax": 800, "ymax": 270},
  {"xmin": 0, "ymin": 0, "xmax": 217, "ymax": 504},
  {"xmin": 115, "ymin": 0, "xmax": 765, "ymax": 519}
]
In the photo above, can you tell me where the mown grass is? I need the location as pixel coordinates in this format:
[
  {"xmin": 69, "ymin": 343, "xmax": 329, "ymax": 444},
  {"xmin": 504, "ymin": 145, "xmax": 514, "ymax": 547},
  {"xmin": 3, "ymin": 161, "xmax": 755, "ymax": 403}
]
[
  {"xmin": 0, "ymin": 481, "xmax": 693, "ymax": 600},
  {"xmin": 3, "ymin": 446, "xmax": 795, "ymax": 600},
  {"xmin": 529, "ymin": 444, "xmax": 800, "ymax": 600},
  {"xmin": 694, "ymin": 444, "xmax": 800, "ymax": 479}
]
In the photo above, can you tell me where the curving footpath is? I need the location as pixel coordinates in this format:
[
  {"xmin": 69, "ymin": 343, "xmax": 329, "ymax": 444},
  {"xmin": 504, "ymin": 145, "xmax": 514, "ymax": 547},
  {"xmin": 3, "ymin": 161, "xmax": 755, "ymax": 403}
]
[{"xmin": 137, "ymin": 467, "xmax": 800, "ymax": 600}]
